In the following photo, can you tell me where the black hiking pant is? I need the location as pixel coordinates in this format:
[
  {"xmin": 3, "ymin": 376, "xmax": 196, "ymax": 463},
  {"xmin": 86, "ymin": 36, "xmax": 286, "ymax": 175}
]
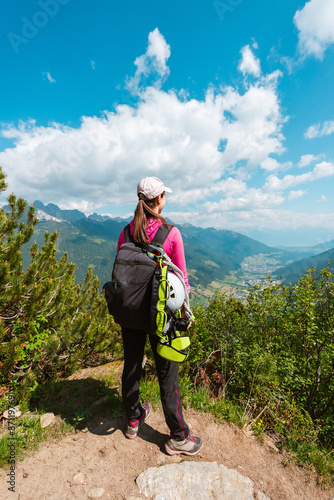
[{"xmin": 121, "ymin": 327, "xmax": 189, "ymax": 441}]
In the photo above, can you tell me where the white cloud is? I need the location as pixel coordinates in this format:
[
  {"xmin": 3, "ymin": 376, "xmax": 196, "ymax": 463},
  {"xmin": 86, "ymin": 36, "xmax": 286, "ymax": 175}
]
[
  {"xmin": 288, "ymin": 189, "xmax": 307, "ymax": 201},
  {"xmin": 260, "ymin": 157, "xmax": 292, "ymax": 172},
  {"xmin": 298, "ymin": 154, "xmax": 321, "ymax": 167},
  {"xmin": 126, "ymin": 28, "xmax": 171, "ymax": 95},
  {"xmin": 318, "ymin": 194, "xmax": 328, "ymax": 202},
  {"xmin": 294, "ymin": 0, "xmax": 334, "ymax": 60},
  {"xmin": 172, "ymin": 159, "xmax": 333, "ymax": 223},
  {"xmin": 59, "ymin": 200, "xmax": 100, "ymax": 213},
  {"xmin": 217, "ymin": 79, "xmax": 285, "ymax": 171},
  {"xmin": 0, "ymin": 91, "xmax": 224, "ymax": 208},
  {"xmin": 238, "ymin": 45, "xmax": 261, "ymax": 77},
  {"xmin": 91, "ymin": 60, "xmax": 96, "ymax": 70},
  {"xmin": 3, "ymin": 30, "xmax": 330, "ymax": 236},
  {"xmin": 42, "ymin": 72, "xmax": 56, "ymax": 83},
  {"xmin": 174, "ymin": 177, "xmax": 249, "ymax": 206},
  {"xmin": 305, "ymin": 120, "xmax": 334, "ymax": 138},
  {"xmin": 166, "ymin": 208, "xmax": 334, "ymax": 234},
  {"xmin": 265, "ymin": 161, "xmax": 334, "ymax": 191},
  {"xmin": 205, "ymin": 188, "xmax": 284, "ymax": 213},
  {"xmin": 0, "ymin": 41, "xmax": 285, "ymax": 211}
]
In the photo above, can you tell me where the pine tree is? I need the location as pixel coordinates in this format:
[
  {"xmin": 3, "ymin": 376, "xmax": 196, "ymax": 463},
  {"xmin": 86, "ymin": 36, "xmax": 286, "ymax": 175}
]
[{"xmin": 0, "ymin": 167, "xmax": 121, "ymax": 406}]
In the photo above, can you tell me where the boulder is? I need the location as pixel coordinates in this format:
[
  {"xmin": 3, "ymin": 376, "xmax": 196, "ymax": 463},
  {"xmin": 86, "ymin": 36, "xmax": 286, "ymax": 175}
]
[{"xmin": 136, "ymin": 461, "xmax": 270, "ymax": 500}]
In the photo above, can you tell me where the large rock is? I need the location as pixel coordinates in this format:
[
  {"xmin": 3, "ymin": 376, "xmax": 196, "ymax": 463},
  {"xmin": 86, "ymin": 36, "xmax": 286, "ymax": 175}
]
[{"xmin": 136, "ymin": 461, "xmax": 270, "ymax": 500}]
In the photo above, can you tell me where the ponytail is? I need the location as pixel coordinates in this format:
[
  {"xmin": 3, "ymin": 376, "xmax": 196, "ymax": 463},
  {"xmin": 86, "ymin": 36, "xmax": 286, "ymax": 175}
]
[{"xmin": 133, "ymin": 193, "xmax": 167, "ymax": 244}]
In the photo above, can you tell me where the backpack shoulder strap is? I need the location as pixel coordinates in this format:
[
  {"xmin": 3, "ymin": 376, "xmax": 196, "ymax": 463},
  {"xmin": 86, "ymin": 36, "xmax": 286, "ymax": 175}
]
[
  {"xmin": 123, "ymin": 222, "xmax": 173, "ymax": 247},
  {"xmin": 151, "ymin": 223, "xmax": 174, "ymax": 246},
  {"xmin": 123, "ymin": 224, "xmax": 132, "ymax": 243}
]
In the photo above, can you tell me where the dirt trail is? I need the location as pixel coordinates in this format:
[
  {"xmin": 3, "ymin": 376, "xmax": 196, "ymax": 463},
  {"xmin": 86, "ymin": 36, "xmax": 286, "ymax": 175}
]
[{"xmin": 1, "ymin": 365, "xmax": 334, "ymax": 500}]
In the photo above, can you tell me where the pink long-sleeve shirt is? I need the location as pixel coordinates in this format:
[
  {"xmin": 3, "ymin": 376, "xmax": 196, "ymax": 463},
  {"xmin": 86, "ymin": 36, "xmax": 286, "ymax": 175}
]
[{"xmin": 117, "ymin": 218, "xmax": 190, "ymax": 294}]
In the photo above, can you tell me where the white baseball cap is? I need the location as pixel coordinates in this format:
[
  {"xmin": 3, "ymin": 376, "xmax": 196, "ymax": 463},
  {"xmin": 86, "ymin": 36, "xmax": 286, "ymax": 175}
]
[{"xmin": 137, "ymin": 177, "xmax": 172, "ymax": 200}]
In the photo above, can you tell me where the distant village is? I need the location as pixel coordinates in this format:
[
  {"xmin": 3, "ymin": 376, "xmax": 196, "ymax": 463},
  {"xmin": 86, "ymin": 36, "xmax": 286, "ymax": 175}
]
[{"xmin": 192, "ymin": 254, "xmax": 284, "ymax": 304}]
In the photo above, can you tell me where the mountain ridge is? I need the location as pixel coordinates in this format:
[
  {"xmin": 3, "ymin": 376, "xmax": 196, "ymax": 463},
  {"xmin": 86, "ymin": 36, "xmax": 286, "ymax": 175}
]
[
  {"xmin": 275, "ymin": 248, "xmax": 334, "ymax": 284},
  {"xmin": 13, "ymin": 200, "xmax": 334, "ymax": 296},
  {"xmin": 33, "ymin": 200, "xmax": 87, "ymax": 223}
]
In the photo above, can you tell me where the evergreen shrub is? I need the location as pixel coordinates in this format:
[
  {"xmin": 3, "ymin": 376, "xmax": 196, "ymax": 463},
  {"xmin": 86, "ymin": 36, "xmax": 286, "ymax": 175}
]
[
  {"xmin": 0, "ymin": 167, "xmax": 122, "ymax": 407},
  {"xmin": 189, "ymin": 271, "xmax": 334, "ymax": 449}
]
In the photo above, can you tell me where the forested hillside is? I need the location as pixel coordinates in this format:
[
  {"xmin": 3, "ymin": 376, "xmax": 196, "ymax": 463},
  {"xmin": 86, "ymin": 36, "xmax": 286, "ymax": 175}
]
[{"xmin": 275, "ymin": 248, "xmax": 334, "ymax": 284}]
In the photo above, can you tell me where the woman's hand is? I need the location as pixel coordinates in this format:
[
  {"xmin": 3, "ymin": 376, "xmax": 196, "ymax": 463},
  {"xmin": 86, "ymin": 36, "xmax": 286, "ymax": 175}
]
[{"xmin": 181, "ymin": 304, "xmax": 187, "ymax": 319}]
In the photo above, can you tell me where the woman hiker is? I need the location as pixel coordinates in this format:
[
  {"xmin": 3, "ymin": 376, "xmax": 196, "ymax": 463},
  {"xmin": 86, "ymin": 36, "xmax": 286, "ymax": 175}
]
[{"xmin": 116, "ymin": 176, "xmax": 202, "ymax": 456}]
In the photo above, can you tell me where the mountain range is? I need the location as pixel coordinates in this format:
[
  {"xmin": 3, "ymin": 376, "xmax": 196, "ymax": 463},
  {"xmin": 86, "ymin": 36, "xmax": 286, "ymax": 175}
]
[
  {"xmin": 13, "ymin": 200, "xmax": 334, "ymax": 298},
  {"xmin": 274, "ymin": 248, "xmax": 334, "ymax": 284}
]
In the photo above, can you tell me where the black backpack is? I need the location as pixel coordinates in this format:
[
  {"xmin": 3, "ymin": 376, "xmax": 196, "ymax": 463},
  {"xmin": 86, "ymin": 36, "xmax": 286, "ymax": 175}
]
[{"xmin": 103, "ymin": 223, "xmax": 173, "ymax": 332}]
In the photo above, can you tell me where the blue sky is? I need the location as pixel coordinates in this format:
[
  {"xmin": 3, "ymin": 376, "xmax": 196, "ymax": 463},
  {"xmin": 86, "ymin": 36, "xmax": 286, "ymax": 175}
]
[{"xmin": 1, "ymin": 0, "xmax": 334, "ymax": 246}]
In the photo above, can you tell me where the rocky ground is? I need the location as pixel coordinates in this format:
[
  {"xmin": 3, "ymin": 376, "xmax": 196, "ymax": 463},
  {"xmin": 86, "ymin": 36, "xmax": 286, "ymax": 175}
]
[{"xmin": 1, "ymin": 364, "xmax": 333, "ymax": 500}]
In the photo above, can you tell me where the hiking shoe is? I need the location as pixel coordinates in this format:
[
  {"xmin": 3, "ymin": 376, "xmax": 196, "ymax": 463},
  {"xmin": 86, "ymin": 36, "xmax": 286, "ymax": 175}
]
[
  {"xmin": 125, "ymin": 402, "xmax": 152, "ymax": 439},
  {"xmin": 165, "ymin": 432, "xmax": 202, "ymax": 456}
]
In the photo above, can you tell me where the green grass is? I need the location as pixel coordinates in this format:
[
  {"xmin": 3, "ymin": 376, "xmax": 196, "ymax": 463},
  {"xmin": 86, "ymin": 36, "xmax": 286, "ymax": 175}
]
[
  {"xmin": 139, "ymin": 378, "xmax": 162, "ymax": 407},
  {"xmin": 0, "ymin": 369, "xmax": 123, "ymax": 469},
  {"xmin": 0, "ymin": 413, "xmax": 73, "ymax": 468},
  {"xmin": 139, "ymin": 375, "xmax": 242, "ymax": 425},
  {"xmin": 1, "ymin": 366, "xmax": 333, "ymax": 485},
  {"xmin": 139, "ymin": 375, "xmax": 334, "ymax": 484}
]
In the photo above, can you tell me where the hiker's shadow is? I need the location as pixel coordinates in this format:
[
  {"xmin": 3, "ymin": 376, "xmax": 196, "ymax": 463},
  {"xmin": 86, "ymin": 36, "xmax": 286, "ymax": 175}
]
[
  {"xmin": 137, "ymin": 422, "xmax": 168, "ymax": 450},
  {"xmin": 86, "ymin": 418, "xmax": 167, "ymax": 452},
  {"xmin": 31, "ymin": 377, "xmax": 125, "ymax": 436},
  {"xmin": 31, "ymin": 377, "xmax": 168, "ymax": 450}
]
